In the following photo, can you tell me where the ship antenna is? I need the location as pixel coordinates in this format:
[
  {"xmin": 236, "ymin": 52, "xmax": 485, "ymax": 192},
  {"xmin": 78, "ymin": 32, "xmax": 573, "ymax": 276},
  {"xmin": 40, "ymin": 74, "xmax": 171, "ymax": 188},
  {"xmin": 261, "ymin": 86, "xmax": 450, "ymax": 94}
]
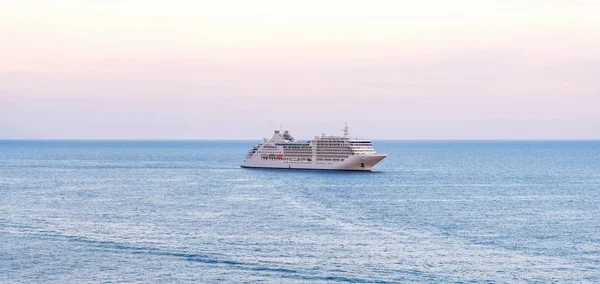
[{"xmin": 343, "ymin": 122, "xmax": 350, "ymax": 137}]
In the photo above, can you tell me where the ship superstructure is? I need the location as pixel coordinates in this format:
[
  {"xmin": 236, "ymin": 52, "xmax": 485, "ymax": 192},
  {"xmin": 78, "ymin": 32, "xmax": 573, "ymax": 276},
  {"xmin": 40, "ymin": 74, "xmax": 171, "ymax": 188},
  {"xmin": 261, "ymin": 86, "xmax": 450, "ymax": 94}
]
[{"xmin": 242, "ymin": 124, "xmax": 386, "ymax": 171}]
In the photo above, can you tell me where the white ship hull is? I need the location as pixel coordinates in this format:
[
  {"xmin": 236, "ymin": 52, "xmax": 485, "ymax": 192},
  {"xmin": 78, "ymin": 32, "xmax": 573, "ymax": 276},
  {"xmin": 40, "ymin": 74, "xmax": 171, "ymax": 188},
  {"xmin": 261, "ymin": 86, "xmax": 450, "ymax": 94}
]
[
  {"xmin": 241, "ymin": 125, "xmax": 387, "ymax": 171},
  {"xmin": 242, "ymin": 153, "xmax": 386, "ymax": 171}
]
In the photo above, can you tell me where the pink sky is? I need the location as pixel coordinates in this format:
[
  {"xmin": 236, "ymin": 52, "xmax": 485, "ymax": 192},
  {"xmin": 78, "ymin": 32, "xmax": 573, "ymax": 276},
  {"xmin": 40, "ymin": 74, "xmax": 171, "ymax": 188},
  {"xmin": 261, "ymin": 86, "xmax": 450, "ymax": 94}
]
[{"xmin": 1, "ymin": 0, "xmax": 599, "ymax": 139}]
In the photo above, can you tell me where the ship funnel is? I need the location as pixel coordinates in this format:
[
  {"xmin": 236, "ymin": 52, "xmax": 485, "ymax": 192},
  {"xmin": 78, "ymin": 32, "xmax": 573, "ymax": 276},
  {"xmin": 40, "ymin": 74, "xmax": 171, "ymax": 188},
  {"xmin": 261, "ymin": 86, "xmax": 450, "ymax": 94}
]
[
  {"xmin": 282, "ymin": 130, "xmax": 295, "ymax": 141},
  {"xmin": 271, "ymin": 130, "xmax": 285, "ymax": 142}
]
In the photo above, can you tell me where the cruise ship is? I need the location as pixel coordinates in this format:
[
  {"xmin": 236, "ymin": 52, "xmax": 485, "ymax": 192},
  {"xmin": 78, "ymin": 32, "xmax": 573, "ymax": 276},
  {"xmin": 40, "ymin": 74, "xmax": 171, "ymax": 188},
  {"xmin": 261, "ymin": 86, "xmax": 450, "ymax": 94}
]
[{"xmin": 241, "ymin": 124, "xmax": 387, "ymax": 171}]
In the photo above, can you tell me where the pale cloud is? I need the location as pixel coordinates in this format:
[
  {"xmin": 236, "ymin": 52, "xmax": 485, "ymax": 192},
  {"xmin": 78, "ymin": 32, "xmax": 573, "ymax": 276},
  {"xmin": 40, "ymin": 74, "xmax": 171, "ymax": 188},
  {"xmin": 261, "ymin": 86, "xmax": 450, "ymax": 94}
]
[{"xmin": 0, "ymin": 0, "xmax": 598, "ymax": 139}]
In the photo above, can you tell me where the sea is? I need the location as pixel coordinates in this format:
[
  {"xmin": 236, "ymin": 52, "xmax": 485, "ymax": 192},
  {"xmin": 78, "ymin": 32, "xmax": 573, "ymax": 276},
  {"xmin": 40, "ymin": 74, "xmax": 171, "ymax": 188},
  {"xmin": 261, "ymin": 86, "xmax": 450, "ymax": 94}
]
[{"xmin": 1, "ymin": 140, "xmax": 599, "ymax": 283}]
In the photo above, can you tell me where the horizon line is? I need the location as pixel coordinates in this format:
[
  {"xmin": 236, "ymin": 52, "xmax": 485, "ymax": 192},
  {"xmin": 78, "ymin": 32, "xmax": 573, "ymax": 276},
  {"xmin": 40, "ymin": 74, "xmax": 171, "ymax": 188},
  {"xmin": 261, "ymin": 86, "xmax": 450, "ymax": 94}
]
[{"xmin": 1, "ymin": 138, "xmax": 599, "ymax": 142}]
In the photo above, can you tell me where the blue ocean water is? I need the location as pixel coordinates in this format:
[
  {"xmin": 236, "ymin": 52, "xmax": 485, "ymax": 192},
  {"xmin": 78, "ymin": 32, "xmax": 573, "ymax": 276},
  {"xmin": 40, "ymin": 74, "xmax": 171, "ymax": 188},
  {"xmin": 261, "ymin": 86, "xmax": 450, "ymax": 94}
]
[{"xmin": 1, "ymin": 140, "xmax": 599, "ymax": 283}]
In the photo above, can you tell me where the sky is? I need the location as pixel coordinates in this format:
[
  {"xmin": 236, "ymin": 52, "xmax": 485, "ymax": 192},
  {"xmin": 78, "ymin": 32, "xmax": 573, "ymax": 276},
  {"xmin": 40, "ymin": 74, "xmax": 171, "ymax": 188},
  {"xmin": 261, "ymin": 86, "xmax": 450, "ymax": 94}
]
[{"xmin": 1, "ymin": 0, "xmax": 599, "ymax": 139}]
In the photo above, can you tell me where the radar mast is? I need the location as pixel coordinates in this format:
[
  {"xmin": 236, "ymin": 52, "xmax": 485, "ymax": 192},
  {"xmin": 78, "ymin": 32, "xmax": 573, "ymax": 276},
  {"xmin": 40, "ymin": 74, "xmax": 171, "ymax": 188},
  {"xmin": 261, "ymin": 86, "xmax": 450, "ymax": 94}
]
[{"xmin": 342, "ymin": 122, "xmax": 350, "ymax": 137}]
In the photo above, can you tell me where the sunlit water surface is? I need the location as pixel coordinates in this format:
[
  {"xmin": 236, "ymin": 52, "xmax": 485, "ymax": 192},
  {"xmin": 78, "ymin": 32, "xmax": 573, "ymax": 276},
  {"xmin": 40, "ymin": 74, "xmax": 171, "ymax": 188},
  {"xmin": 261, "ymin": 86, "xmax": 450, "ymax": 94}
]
[{"xmin": 1, "ymin": 140, "xmax": 599, "ymax": 282}]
